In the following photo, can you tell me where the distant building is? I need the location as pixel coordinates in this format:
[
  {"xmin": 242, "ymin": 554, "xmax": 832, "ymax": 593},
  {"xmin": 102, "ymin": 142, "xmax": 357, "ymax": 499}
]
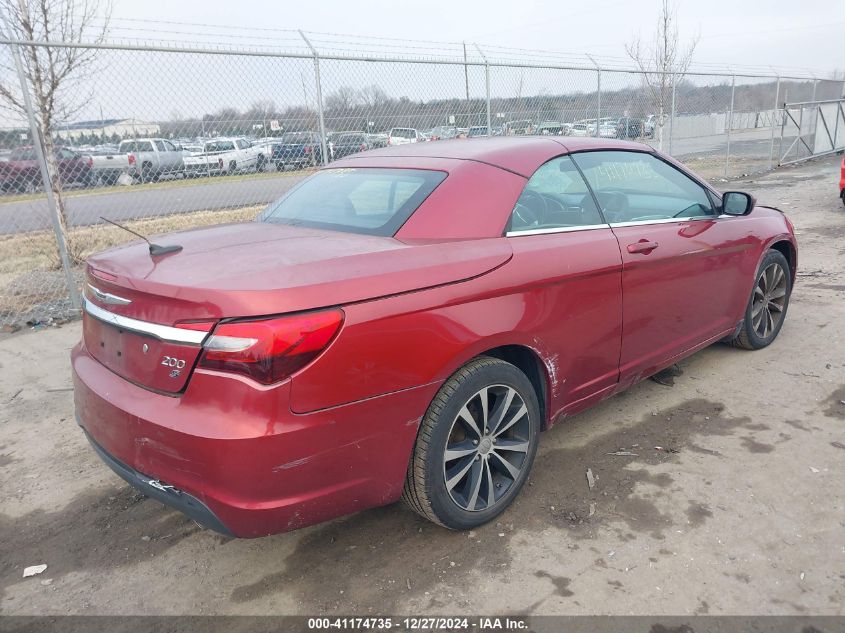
[{"xmin": 56, "ymin": 118, "xmax": 160, "ymax": 140}]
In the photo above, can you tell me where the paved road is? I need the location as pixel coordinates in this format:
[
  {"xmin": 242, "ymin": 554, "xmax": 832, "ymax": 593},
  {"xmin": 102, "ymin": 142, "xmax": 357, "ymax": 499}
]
[
  {"xmin": 0, "ymin": 128, "xmax": 777, "ymax": 235},
  {"xmin": 0, "ymin": 171, "xmax": 306, "ymax": 234}
]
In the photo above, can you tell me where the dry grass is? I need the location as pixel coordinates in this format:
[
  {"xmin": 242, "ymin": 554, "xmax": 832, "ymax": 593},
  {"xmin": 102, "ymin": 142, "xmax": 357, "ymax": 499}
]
[{"xmin": 0, "ymin": 205, "xmax": 262, "ymax": 319}]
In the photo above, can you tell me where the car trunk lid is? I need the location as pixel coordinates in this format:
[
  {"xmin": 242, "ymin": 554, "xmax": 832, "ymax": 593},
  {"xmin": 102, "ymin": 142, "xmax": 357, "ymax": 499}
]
[{"xmin": 84, "ymin": 222, "xmax": 511, "ymax": 392}]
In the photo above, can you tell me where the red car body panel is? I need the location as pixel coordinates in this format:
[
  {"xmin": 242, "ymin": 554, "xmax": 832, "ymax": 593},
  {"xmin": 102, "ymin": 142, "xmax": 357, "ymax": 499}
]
[
  {"xmin": 86, "ymin": 222, "xmax": 513, "ymax": 322},
  {"xmin": 840, "ymin": 155, "xmax": 845, "ymax": 198},
  {"xmin": 73, "ymin": 137, "xmax": 798, "ymax": 537}
]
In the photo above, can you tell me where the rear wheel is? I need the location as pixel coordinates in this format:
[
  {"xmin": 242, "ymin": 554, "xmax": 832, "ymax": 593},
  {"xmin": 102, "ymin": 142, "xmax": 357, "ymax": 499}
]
[
  {"xmin": 732, "ymin": 249, "xmax": 791, "ymax": 350},
  {"xmin": 256, "ymin": 154, "xmax": 266, "ymax": 172},
  {"xmin": 228, "ymin": 160, "xmax": 237, "ymax": 175},
  {"xmin": 841, "ymin": 189, "xmax": 844, "ymax": 207},
  {"xmin": 403, "ymin": 357, "xmax": 540, "ymax": 530}
]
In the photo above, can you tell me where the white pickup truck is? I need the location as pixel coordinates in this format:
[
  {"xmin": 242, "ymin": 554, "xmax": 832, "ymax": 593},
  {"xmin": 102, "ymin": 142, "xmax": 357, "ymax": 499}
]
[
  {"xmin": 89, "ymin": 138, "xmax": 185, "ymax": 184},
  {"xmin": 183, "ymin": 138, "xmax": 264, "ymax": 177}
]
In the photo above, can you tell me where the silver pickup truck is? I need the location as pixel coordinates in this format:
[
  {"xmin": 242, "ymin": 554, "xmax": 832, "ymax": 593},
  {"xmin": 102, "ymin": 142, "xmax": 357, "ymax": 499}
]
[{"xmin": 90, "ymin": 138, "xmax": 185, "ymax": 184}]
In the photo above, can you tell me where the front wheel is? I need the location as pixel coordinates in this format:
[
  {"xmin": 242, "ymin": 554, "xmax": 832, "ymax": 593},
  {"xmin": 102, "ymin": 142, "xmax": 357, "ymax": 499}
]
[
  {"xmin": 732, "ymin": 249, "xmax": 792, "ymax": 350},
  {"xmin": 403, "ymin": 357, "xmax": 540, "ymax": 530}
]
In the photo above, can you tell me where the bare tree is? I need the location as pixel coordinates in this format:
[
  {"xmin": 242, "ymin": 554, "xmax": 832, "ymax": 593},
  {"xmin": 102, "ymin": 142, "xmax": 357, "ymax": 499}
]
[
  {"xmin": 325, "ymin": 86, "xmax": 360, "ymax": 112},
  {"xmin": 625, "ymin": 0, "xmax": 698, "ymax": 150},
  {"xmin": 0, "ymin": 0, "xmax": 110, "ymax": 262}
]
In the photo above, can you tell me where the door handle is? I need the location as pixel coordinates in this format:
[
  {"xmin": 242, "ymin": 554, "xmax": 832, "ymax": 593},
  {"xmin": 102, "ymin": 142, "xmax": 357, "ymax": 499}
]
[{"xmin": 627, "ymin": 240, "xmax": 659, "ymax": 254}]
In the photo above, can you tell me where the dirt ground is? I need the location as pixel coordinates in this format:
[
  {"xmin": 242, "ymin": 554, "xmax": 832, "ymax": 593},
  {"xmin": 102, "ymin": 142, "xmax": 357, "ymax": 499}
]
[{"xmin": 1, "ymin": 154, "xmax": 844, "ymax": 616}]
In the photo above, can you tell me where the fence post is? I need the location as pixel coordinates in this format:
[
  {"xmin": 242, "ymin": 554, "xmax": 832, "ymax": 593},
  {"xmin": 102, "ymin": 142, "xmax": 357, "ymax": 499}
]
[
  {"xmin": 0, "ymin": 25, "xmax": 80, "ymax": 310},
  {"xmin": 474, "ymin": 44, "xmax": 492, "ymax": 135},
  {"xmin": 811, "ymin": 78, "xmax": 818, "ymax": 102},
  {"xmin": 299, "ymin": 30, "xmax": 328, "ymax": 166},
  {"xmin": 669, "ymin": 72, "xmax": 677, "ymax": 154},
  {"xmin": 725, "ymin": 74, "xmax": 735, "ymax": 177},
  {"xmin": 586, "ymin": 55, "xmax": 600, "ymax": 138},
  {"xmin": 769, "ymin": 76, "xmax": 780, "ymax": 170}
]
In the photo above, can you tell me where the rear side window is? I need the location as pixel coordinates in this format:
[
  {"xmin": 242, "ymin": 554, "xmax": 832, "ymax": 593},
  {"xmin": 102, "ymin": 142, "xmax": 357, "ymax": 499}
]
[
  {"xmin": 260, "ymin": 168, "xmax": 446, "ymax": 236},
  {"xmin": 509, "ymin": 156, "xmax": 604, "ymax": 233}
]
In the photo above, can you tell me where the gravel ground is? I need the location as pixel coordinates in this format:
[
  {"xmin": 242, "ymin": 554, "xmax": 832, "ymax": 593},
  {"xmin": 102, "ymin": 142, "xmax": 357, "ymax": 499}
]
[{"xmin": 0, "ymin": 153, "xmax": 843, "ymax": 616}]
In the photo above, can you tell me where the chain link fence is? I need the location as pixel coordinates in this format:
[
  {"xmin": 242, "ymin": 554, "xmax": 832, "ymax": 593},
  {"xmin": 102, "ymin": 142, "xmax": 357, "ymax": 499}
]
[{"xmin": 0, "ymin": 34, "xmax": 842, "ymax": 329}]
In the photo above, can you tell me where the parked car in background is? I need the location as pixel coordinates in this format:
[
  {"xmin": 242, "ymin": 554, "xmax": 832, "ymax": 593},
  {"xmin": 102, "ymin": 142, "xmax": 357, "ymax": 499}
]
[
  {"xmin": 567, "ymin": 123, "xmax": 591, "ymax": 137},
  {"xmin": 535, "ymin": 121, "xmax": 568, "ymax": 136},
  {"xmin": 429, "ymin": 126, "xmax": 458, "ymax": 141},
  {"xmin": 597, "ymin": 122, "xmax": 619, "ymax": 138},
  {"xmin": 368, "ymin": 133, "xmax": 389, "ymax": 149},
  {"xmin": 74, "ymin": 136, "xmax": 796, "ymax": 538},
  {"xmin": 330, "ymin": 132, "xmax": 372, "ymax": 159},
  {"xmin": 616, "ymin": 117, "xmax": 644, "ymax": 139},
  {"xmin": 90, "ymin": 138, "xmax": 184, "ymax": 184},
  {"xmin": 388, "ymin": 127, "xmax": 425, "ymax": 145},
  {"xmin": 0, "ymin": 146, "xmax": 93, "ymax": 192},
  {"xmin": 467, "ymin": 126, "xmax": 489, "ymax": 138},
  {"xmin": 249, "ymin": 139, "xmax": 276, "ymax": 171},
  {"xmin": 503, "ymin": 120, "xmax": 533, "ymax": 135},
  {"xmin": 271, "ymin": 132, "xmax": 325, "ymax": 169},
  {"xmin": 184, "ymin": 138, "xmax": 262, "ymax": 176}
]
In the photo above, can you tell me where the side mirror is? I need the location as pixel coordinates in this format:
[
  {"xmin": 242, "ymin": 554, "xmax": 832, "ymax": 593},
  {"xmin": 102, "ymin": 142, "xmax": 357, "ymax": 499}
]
[{"xmin": 721, "ymin": 191, "xmax": 756, "ymax": 216}]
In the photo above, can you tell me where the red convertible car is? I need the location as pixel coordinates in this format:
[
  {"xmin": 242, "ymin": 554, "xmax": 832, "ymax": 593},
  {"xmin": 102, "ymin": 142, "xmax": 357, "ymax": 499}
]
[{"xmin": 73, "ymin": 137, "xmax": 797, "ymax": 537}]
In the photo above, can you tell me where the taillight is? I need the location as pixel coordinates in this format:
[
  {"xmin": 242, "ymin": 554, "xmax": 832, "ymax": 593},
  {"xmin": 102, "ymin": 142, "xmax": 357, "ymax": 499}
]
[
  {"xmin": 128, "ymin": 154, "xmax": 136, "ymax": 165},
  {"xmin": 87, "ymin": 156, "xmax": 93, "ymax": 168},
  {"xmin": 218, "ymin": 158, "xmax": 224, "ymax": 169},
  {"xmin": 197, "ymin": 309, "xmax": 343, "ymax": 385},
  {"xmin": 304, "ymin": 146, "xmax": 312, "ymax": 153},
  {"xmin": 360, "ymin": 143, "xmax": 366, "ymax": 150}
]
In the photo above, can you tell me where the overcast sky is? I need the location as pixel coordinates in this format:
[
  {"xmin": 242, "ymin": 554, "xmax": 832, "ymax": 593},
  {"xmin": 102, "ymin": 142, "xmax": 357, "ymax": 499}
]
[{"xmin": 109, "ymin": 0, "xmax": 844, "ymax": 76}]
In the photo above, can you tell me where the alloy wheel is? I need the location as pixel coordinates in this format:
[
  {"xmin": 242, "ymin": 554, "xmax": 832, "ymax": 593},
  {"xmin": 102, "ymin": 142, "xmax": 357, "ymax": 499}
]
[
  {"xmin": 443, "ymin": 385, "xmax": 531, "ymax": 512},
  {"xmin": 751, "ymin": 262, "xmax": 787, "ymax": 338}
]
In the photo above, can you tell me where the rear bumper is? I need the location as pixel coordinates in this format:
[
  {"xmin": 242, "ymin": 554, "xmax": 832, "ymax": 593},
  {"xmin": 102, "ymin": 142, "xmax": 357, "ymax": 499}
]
[
  {"xmin": 81, "ymin": 426, "xmax": 233, "ymax": 536},
  {"xmin": 72, "ymin": 340, "xmax": 438, "ymax": 537}
]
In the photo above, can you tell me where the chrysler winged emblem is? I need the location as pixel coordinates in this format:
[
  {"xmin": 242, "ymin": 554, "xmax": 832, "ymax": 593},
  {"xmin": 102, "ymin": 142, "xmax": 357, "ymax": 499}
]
[{"xmin": 87, "ymin": 284, "xmax": 131, "ymax": 306}]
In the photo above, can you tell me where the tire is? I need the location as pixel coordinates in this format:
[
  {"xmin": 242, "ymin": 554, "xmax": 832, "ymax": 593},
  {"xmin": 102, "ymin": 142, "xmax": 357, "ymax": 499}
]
[
  {"xmin": 732, "ymin": 249, "xmax": 792, "ymax": 350},
  {"xmin": 403, "ymin": 356, "xmax": 541, "ymax": 530},
  {"xmin": 140, "ymin": 163, "xmax": 153, "ymax": 183},
  {"xmin": 228, "ymin": 160, "xmax": 237, "ymax": 175},
  {"xmin": 841, "ymin": 189, "xmax": 844, "ymax": 207},
  {"xmin": 256, "ymin": 155, "xmax": 266, "ymax": 172},
  {"xmin": 274, "ymin": 161, "xmax": 284, "ymax": 171}
]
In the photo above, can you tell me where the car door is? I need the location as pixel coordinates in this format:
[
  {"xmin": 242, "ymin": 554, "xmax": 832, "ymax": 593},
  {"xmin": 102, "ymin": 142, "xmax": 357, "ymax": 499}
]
[
  {"xmin": 506, "ymin": 155, "xmax": 623, "ymax": 415},
  {"xmin": 237, "ymin": 139, "xmax": 257, "ymax": 167},
  {"xmin": 573, "ymin": 150, "xmax": 757, "ymax": 383}
]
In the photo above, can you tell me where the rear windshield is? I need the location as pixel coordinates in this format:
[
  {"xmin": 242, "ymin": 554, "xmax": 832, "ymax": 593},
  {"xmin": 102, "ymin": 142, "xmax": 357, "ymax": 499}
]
[
  {"xmin": 260, "ymin": 168, "xmax": 446, "ymax": 236},
  {"xmin": 119, "ymin": 141, "xmax": 154, "ymax": 152},
  {"xmin": 390, "ymin": 128, "xmax": 415, "ymax": 139},
  {"xmin": 206, "ymin": 141, "xmax": 235, "ymax": 152}
]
